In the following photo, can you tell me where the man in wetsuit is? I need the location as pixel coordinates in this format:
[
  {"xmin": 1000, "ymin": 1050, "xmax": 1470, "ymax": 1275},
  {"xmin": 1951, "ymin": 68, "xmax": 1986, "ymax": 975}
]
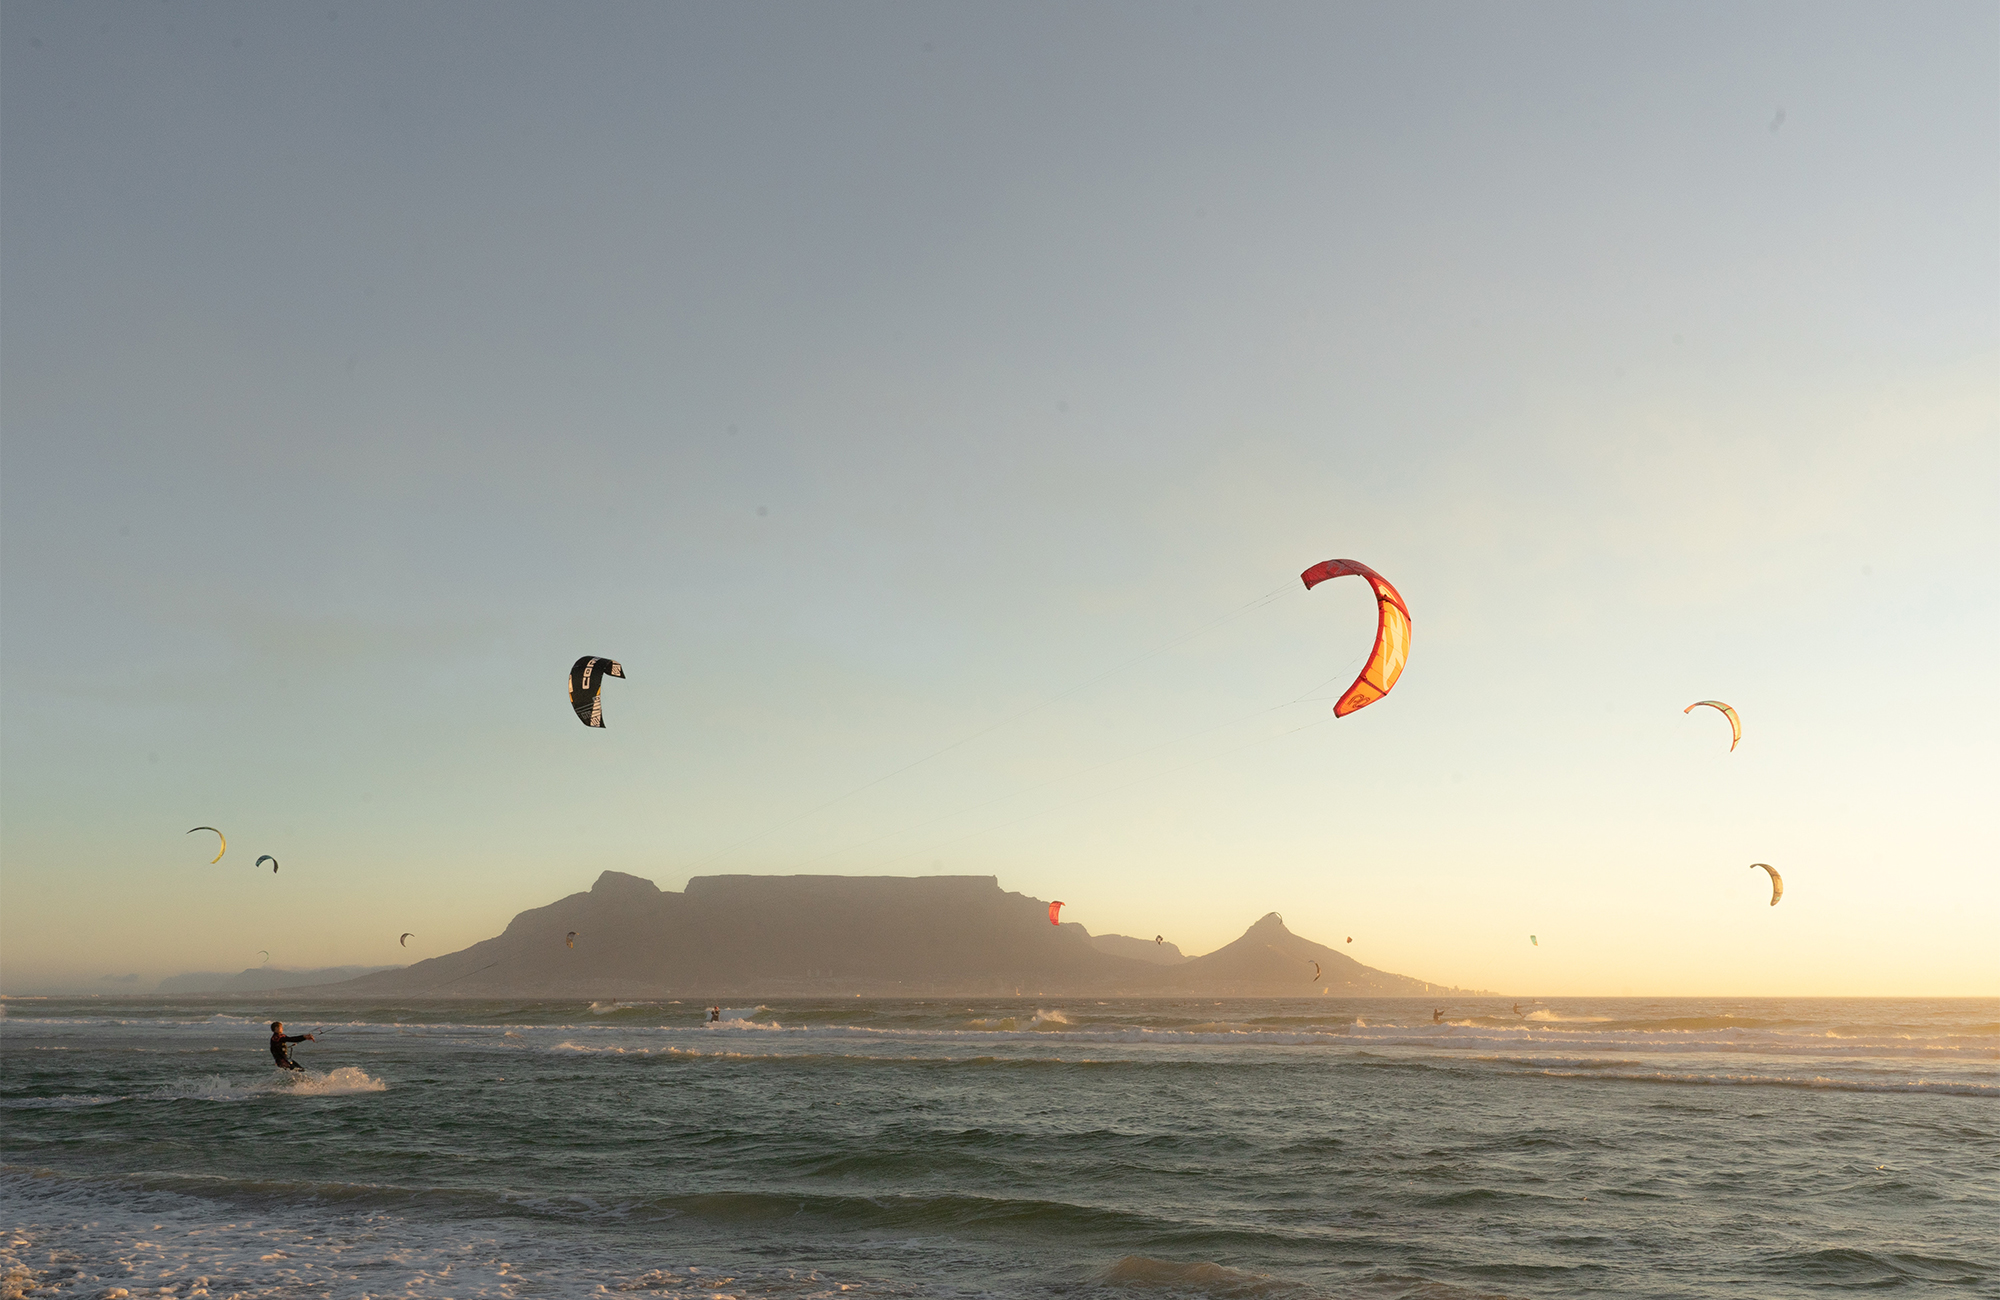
[
  {"xmin": 269, "ymin": 1021, "xmax": 314, "ymax": 1071},
  {"xmin": 1432, "ymin": 1007, "xmax": 1443, "ymax": 1023}
]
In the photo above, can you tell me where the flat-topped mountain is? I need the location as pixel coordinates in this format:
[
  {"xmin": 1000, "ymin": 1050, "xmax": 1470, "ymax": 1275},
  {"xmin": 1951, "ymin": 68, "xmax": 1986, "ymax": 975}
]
[{"xmin": 313, "ymin": 872, "xmax": 1449, "ymax": 998}]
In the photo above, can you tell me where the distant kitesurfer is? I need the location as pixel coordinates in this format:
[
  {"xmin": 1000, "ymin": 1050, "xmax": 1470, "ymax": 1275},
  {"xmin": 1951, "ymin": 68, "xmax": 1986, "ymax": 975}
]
[
  {"xmin": 1432, "ymin": 1008, "xmax": 1443, "ymax": 1024},
  {"xmin": 708, "ymin": 1006, "xmax": 720, "ymax": 1023},
  {"xmin": 269, "ymin": 1020, "xmax": 314, "ymax": 1071},
  {"xmin": 1513, "ymin": 1003, "xmax": 1523, "ymax": 1017}
]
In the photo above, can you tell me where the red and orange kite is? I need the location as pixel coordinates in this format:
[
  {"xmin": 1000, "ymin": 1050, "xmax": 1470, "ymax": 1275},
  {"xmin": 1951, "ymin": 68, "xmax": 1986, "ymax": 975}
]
[
  {"xmin": 1049, "ymin": 901, "xmax": 1064, "ymax": 926},
  {"xmin": 1300, "ymin": 559, "xmax": 1411, "ymax": 717},
  {"xmin": 1685, "ymin": 700, "xmax": 1741, "ymax": 751}
]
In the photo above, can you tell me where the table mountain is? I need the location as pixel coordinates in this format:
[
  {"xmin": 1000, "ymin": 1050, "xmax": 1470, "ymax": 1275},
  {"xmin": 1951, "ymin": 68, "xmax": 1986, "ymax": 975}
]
[{"xmin": 308, "ymin": 872, "xmax": 1448, "ymax": 998}]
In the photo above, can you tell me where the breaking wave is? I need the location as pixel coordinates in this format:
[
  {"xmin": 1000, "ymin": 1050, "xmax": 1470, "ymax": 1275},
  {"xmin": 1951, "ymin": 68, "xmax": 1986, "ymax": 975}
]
[{"xmin": 965, "ymin": 1008, "xmax": 1074, "ymax": 1032}]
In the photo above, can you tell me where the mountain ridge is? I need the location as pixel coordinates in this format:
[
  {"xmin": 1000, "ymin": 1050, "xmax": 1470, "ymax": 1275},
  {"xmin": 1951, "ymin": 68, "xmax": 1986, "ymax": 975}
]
[
  {"xmin": 299, "ymin": 872, "xmax": 1468, "ymax": 998},
  {"xmin": 154, "ymin": 965, "xmax": 399, "ymax": 994}
]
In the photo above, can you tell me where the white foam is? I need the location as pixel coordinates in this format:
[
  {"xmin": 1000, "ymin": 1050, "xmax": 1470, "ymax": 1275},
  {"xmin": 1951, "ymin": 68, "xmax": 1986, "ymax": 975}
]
[
  {"xmin": 553, "ymin": 1039, "xmax": 645, "ymax": 1054},
  {"xmin": 0, "ymin": 1174, "xmax": 880, "ymax": 1299},
  {"xmin": 966, "ymin": 1008, "xmax": 1073, "ymax": 1032},
  {"xmin": 550, "ymin": 1040, "xmax": 757, "ymax": 1059},
  {"xmin": 154, "ymin": 1067, "xmax": 388, "ymax": 1101}
]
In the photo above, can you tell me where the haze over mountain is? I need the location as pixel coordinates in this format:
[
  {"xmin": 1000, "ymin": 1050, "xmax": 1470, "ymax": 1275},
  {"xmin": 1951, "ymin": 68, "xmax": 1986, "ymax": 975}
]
[
  {"xmin": 153, "ymin": 966, "xmax": 399, "ymax": 995},
  {"xmin": 310, "ymin": 873, "xmax": 1462, "ymax": 998}
]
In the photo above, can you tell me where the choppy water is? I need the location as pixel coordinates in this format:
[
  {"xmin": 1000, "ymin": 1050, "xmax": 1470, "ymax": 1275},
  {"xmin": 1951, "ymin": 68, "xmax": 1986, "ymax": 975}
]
[{"xmin": 2, "ymin": 996, "xmax": 1995, "ymax": 1298}]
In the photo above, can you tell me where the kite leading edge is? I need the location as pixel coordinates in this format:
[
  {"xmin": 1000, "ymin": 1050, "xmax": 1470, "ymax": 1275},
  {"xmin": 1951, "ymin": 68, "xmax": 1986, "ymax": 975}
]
[
  {"xmin": 1300, "ymin": 559, "xmax": 1411, "ymax": 717},
  {"xmin": 1685, "ymin": 700, "xmax": 1741, "ymax": 751}
]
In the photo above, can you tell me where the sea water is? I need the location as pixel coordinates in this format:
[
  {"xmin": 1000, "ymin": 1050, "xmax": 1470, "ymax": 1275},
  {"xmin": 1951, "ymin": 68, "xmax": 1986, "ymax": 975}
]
[{"xmin": 2, "ymin": 996, "xmax": 1994, "ymax": 1297}]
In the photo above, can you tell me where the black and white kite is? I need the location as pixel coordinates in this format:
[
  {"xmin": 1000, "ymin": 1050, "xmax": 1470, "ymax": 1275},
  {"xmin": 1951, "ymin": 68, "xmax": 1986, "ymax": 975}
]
[{"xmin": 568, "ymin": 657, "xmax": 624, "ymax": 728}]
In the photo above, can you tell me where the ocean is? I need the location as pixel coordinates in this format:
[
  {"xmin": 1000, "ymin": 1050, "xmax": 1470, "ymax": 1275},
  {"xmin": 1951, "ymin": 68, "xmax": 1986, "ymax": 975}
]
[{"xmin": 2, "ymin": 996, "xmax": 1994, "ymax": 1298}]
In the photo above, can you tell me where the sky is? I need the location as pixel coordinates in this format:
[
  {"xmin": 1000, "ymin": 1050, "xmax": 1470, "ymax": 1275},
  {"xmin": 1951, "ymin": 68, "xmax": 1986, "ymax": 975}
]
[{"xmin": 2, "ymin": 1, "xmax": 1994, "ymax": 997}]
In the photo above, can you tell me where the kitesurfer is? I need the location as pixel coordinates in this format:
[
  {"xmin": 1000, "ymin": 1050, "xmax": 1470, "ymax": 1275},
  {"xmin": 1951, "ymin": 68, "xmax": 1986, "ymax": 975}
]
[
  {"xmin": 708, "ymin": 1006, "xmax": 721, "ymax": 1023},
  {"xmin": 1432, "ymin": 1008, "xmax": 1443, "ymax": 1024},
  {"xmin": 268, "ymin": 1020, "xmax": 314, "ymax": 1072},
  {"xmin": 1513, "ymin": 1003, "xmax": 1523, "ymax": 1018}
]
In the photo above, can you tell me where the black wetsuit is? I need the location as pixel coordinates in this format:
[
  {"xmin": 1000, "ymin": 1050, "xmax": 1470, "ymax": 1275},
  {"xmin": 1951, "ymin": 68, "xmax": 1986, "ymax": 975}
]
[{"xmin": 270, "ymin": 1032, "xmax": 310, "ymax": 1071}]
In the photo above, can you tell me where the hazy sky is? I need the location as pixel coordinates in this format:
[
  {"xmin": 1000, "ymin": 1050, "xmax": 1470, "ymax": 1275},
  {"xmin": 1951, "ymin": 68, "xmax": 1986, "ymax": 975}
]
[{"xmin": 3, "ymin": 1, "xmax": 1994, "ymax": 996}]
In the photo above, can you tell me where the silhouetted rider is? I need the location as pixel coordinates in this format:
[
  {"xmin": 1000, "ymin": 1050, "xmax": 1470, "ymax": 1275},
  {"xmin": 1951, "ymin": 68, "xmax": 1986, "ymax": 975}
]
[{"xmin": 269, "ymin": 1020, "xmax": 314, "ymax": 1071}]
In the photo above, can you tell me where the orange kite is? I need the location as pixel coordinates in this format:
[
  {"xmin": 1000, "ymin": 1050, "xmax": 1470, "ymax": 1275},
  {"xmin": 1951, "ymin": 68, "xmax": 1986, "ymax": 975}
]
[{"xmin": 1300, "ymin": 559, "xmax": 1411, "ymax": 717}]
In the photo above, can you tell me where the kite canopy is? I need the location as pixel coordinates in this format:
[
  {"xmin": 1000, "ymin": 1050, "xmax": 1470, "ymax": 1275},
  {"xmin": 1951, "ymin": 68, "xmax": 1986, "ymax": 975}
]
[
  {"xmin": 1346, "ymin": 937, "xmax": 1353, "ymax": 944},
  {"xmin": 400, "ymin": 933, "xmax": 414, "ymax": 947},
  {"xmin": 255, "ymin": 855, "xmax": 279, "ymax": 874},
  {"xmin": 186, "ymin": 826, "xmax": 226, "ymax": 863},
  {"xmin": 1751, "ymin": 863, "xmax": 1784, "ymax": 907},
  {"xmin": 1310, "ymin": 961, "xmax": 1322, "ymax": 981},
  {"xmin": 1530, "ymin": 935, "xmax": 1538, "ymax": 946},
  {"xmin": 569, "ymin": 657, "xmax": 625, "ymax": 728},
  {"xmin": 1154, "ymin": 934, "xmax": 1163, "ymax": 945},
  {"xmin": 1685, "ymin": 700, "xmax": 1742, "ymax": 751},
  {"xmin": 565, "ymin": 931, "xmax": 578, "ymax": 949},
  {"xmin": 1049, "ymin": 901, "xmax": 1064, "ymax": 926},
  {"xmin": 1300, "ymin": 559, "xmax": 1411, "ymax": 717}
]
